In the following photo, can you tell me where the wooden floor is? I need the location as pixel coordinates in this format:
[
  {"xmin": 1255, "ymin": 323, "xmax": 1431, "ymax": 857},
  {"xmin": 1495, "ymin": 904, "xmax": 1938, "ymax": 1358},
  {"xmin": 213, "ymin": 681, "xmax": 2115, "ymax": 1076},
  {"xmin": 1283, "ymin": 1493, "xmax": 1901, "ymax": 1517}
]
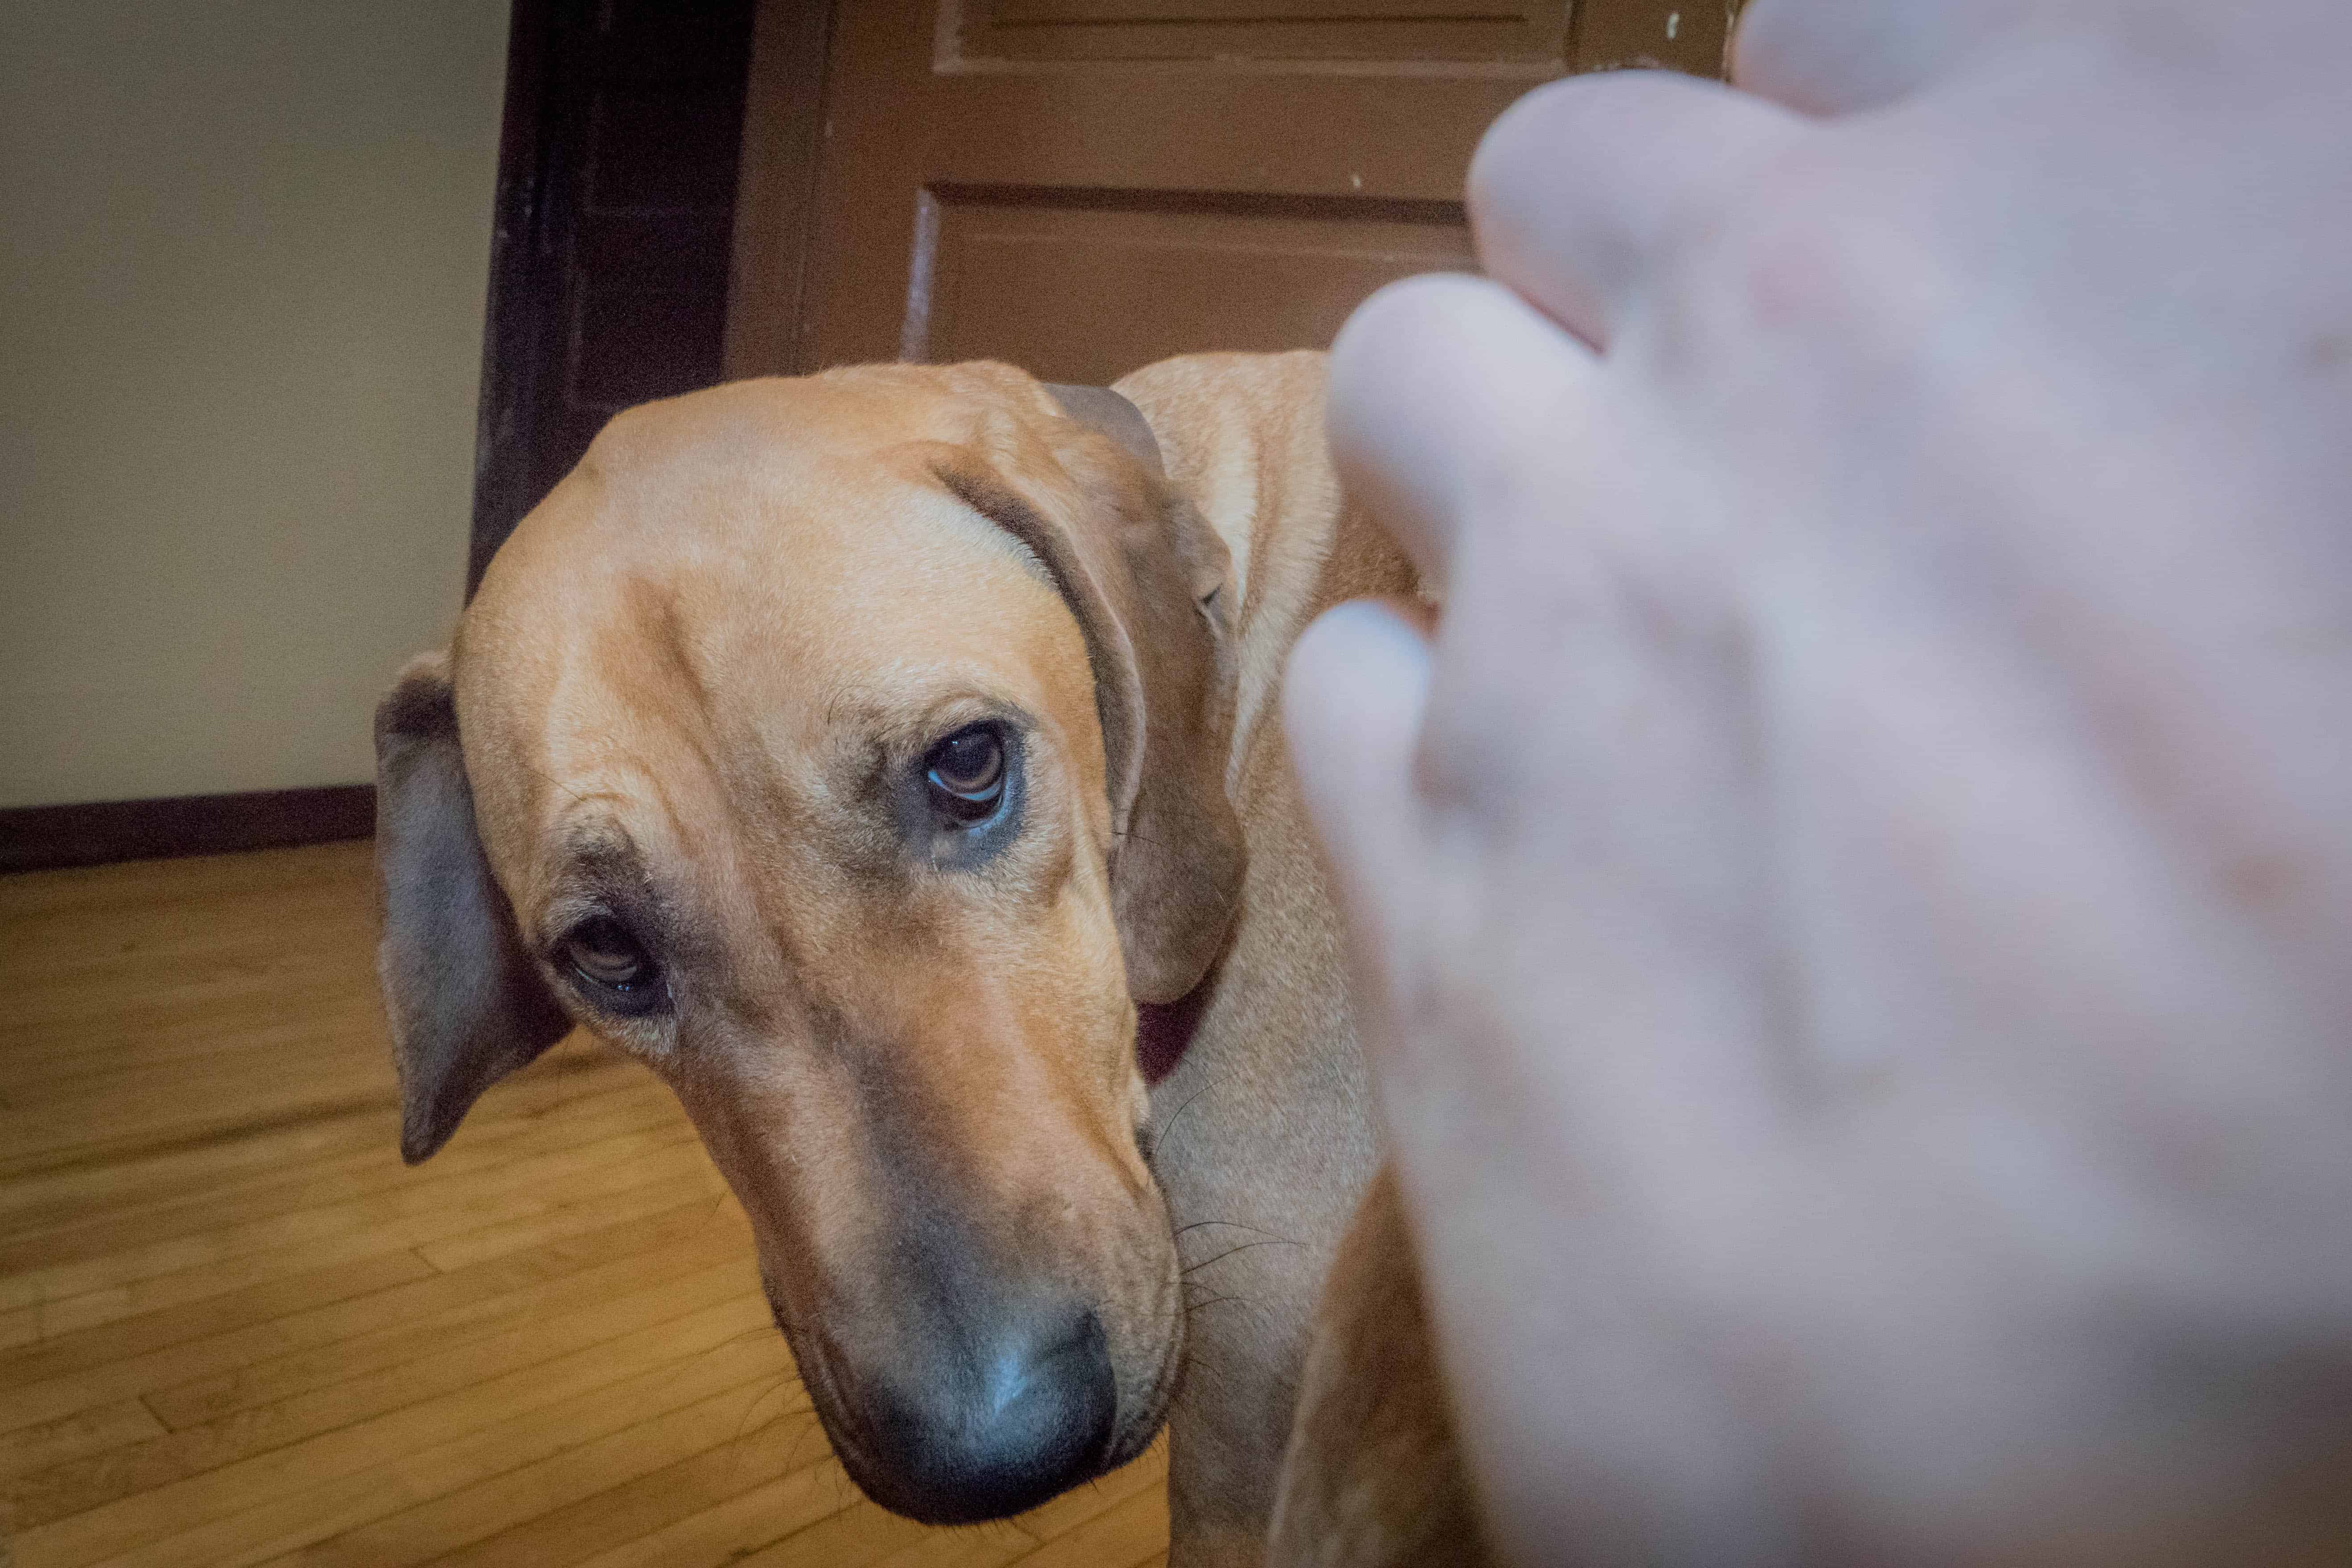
[{"xmin": 0, "ymin": 841, "xmax": 1168, "ymax": 1568}]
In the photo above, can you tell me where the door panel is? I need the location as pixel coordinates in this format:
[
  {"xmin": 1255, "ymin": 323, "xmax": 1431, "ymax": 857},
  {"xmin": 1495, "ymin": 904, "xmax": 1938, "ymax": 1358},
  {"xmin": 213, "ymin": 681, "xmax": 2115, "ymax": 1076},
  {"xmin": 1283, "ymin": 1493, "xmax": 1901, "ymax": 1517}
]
[
  {"xmin": 729, "ymin": 0, "xmax": 1733, "ymax": 383},
  {"xmin": 914, "ymin": 190, "xmax": 1474, "ymax": 382},
  {"xmin": 957, "ymin": 0, "xmax": 1567, "ymax": 66}
]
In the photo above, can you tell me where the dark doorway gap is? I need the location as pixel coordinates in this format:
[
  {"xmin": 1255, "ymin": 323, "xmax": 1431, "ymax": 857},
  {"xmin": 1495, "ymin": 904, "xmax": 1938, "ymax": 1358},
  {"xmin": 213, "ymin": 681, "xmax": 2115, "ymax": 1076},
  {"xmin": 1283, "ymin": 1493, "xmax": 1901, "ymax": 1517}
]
[{"xmin": 468, "ymin": 0, "xmax": 760, "ymax": 596}]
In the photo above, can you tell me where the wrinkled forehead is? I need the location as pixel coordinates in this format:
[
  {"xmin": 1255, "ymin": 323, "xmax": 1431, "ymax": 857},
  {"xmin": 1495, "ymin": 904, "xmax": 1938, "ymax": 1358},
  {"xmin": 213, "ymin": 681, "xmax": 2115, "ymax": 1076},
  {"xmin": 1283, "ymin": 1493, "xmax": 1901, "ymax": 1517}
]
[{"xmin": 447, "ymin": 407, "xmax": 1093, "ymax": 892}]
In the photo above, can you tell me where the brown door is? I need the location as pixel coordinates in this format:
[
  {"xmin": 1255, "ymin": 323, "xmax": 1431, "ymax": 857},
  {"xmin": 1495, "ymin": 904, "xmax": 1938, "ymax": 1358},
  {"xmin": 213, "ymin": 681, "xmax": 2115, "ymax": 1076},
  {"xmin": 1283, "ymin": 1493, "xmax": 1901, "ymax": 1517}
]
[{"xmin": 727, "ymin": 0, "xmax": 1734, "ymax": 383}]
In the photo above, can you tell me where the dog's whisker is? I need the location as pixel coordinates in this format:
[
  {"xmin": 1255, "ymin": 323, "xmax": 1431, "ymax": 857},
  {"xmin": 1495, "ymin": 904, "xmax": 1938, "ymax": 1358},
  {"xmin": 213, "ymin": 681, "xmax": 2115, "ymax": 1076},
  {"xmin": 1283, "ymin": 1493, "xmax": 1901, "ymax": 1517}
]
[
  {"xmin": 1152, "ymin": 1081, "xmax": 1216, "ymax": 1162},
  {"xmin": 782, "ymin": 1409, "xmax": 828, "ymax": 1474},
  {"xmin": 723, "ymin": 1378, "xmax": 804, "ymax": 1484},
  {"xmin": 1181, "ymin": 1236, "xmax": 1302, "ymax": 1274},
  {"xmin": 717, "ymin": 1324, "xmax": 780, "ymax": 1351},
  {"xmin": 1172, "ymin": 1217, "xmax": 1298, "ymax": 1243}
]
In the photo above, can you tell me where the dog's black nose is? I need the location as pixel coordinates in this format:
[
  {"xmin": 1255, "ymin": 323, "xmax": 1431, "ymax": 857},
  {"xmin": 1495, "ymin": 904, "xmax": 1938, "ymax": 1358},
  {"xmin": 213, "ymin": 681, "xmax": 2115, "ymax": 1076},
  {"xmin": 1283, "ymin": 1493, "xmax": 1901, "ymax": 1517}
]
[{"xmin": 862, "ymin": 1306, "xmax": 1118, "ymax": 1524}]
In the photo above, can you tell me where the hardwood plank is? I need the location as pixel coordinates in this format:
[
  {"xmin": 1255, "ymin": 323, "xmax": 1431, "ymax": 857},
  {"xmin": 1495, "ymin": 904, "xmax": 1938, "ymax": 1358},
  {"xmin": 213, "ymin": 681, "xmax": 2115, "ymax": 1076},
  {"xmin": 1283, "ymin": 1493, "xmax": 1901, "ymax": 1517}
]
[
  {"xmin": 0, "ymin": 840, "xmax": 367, "ymax": 921},
  {"xmin": 275, "ymin": 1396, "xmax": 822, "ymax": 1567},
  {"xmin": 0, "ymin": 1060, "xmax": 400, "ymax": 1173},
  {"xmin": 82, "ymin": 1335, "xmax": 795, "ymax": 1568},
  {"xmin": 869, "ymin": 1521, "xmax": 1042, "ymax": 1568},
  {"xmin": 16, "ymin": 1297, "xmax": 783, "ymax": 1568},
  {"xmin": 375, "ymin": 1417, "xmax": 831, "ymax": 1568},
  {"xmin": 8, "ymin": 1259, "xmax": 768, "ymax": 1527},
  {"xmin": 0, "ymin": 1048, "xmax": 636, "ymax": 1236},
  {"xmin": 0, "ymin": 1122, "xmax": 703, "ymax": 1306},
  {"xmin": 0, "ymin": 1089, "xmax": 393, "ymax": 1230},
  {"xmin": 733, "ymin": 1494, "xmax": 935, "ymax": 1568},
  {"xmin": 1001, "ymin": 1483, "xmax": 1169, "ymax": 1568},
  {"xmin": 30, "ymin": 1238, "xmax": 429, "ymax": 1342},
  {"xmin": 0, "ymin": 1199, "xmax": 733, "ymax": 1438},
  {"xmin": 0, "ymin": 1399, "xmax": 164, "ymax": 1484},
  {"xmin": 567, "ymin": 1453, "xmax": 864, "ymax": 1568},
  {"xmin": 0, "ymin": 1084, "xmax": 683, "ymax": 1275},
  {"xmin": 2, "ymin": 978, "xmax": 374, "ymax": 1079},
  {"xmin": 19, "ymin": 1156, "xmax": 727, "ymax": 1339},
  {"xmin": 408, "ymin": 1164, "xmax": 732, "ymax": 1273},
  {"xmin": 0, "ymin": 1252, "xmax": 442, "ymax": 1437},
  {"xmin": 143, "ymin": 1208, "xmax": 754, "ymax": 1430},
  {"xmin": 409, "ymin": 1171, "xmax": 729, "ymax": 1279}
]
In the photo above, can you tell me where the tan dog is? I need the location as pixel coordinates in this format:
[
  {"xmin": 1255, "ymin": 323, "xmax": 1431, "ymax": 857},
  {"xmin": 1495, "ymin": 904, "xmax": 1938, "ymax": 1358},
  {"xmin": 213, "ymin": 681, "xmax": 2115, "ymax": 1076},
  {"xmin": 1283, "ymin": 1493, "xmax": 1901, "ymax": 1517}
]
[{"xmin": 373, "ymin": 351, "xmax": 1471, "ymax": 1564}]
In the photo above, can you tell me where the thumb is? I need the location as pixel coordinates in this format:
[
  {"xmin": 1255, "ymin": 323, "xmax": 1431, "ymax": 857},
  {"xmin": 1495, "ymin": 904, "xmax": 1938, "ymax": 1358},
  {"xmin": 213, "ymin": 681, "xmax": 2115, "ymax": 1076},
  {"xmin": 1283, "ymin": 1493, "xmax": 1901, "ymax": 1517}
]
[{"xmin": 1283, "ymin": 598, "xmax": 1435, "ymax": 974}]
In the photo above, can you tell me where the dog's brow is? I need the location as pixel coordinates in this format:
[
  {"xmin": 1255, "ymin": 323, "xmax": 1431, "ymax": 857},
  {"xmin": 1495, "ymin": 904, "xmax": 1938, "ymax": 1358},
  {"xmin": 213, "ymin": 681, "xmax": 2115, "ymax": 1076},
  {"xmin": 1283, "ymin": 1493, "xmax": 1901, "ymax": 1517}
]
[
  {"xmin": 565, "ymin": 827, "xmax": 636, "ymax": 870},
  {"xmin": 553, "ymin": 831, "xmax": 653, "ymax": 904},
  {"xmin": 537, "ymin": 830, "xmax": 674, "ymax": 947}
]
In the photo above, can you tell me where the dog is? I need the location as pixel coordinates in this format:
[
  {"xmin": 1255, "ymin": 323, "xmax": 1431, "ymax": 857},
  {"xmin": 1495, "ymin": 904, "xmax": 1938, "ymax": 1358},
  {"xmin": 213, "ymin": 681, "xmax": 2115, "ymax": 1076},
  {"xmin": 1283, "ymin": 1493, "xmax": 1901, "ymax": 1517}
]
[{"xmin": 372, "ymin": 350, "xmax": 1480, "ymax": 1565}]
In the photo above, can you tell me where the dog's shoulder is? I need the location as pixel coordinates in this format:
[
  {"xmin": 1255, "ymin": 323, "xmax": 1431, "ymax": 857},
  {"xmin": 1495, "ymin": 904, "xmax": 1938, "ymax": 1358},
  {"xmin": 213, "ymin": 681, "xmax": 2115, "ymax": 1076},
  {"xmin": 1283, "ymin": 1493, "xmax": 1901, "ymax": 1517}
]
[
  {"xmin": 1115, "ymin": 351, "xmax": 1418, "ymax": 773},
  {"xmin": 1268, "ymin": 1165, "xmax": 1488, "ymax": 1568},
  {"xmin": 1112, "ymin": 350, "xmax": 1333, "ymax": 602}
]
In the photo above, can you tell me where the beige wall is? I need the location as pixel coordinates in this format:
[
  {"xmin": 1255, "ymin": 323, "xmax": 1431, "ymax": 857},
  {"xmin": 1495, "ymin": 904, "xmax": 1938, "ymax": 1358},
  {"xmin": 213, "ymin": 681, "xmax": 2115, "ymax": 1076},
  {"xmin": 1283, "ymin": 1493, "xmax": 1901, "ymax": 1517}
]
[{"xmin": 0, "ymin": 0, "xmax": 510, "ymax": 809}]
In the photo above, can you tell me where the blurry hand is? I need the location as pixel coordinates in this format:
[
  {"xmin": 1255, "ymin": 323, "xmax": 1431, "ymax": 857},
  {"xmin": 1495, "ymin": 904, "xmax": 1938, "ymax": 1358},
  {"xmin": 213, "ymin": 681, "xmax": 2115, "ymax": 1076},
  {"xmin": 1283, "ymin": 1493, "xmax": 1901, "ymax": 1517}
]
[{"xmin": 1285, "ymin": 2, "xmax": 2352, "ymax": 1562}]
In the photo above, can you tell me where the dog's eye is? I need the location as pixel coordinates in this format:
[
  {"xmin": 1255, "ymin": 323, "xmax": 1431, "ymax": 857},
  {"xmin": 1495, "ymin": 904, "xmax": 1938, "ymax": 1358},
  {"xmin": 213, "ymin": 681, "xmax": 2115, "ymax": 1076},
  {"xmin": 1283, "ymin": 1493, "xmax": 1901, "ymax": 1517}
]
[
  {"xmin": 924, "ymin": 725, "xmax": 1006, "ymax": 827},
  {"xmin": 562, "ymin": 916, "xmax": 657, "ymax": 997}
]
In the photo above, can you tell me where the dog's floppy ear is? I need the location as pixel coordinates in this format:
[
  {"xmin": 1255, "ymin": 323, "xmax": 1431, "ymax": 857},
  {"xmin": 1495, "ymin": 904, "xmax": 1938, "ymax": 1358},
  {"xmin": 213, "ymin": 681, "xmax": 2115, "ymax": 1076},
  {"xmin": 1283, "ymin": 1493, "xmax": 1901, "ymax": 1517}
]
[
  {"xmin": 1045, "ymin": 384, "xmax": 1165, "ymax": 477},
  {"xmin": 940, "ymin": 383, "xmax": 1244, "ymax": 1005},
  {"xmin": 373, "ymin": 652, "xmax": 571, "ymax": 1163}
]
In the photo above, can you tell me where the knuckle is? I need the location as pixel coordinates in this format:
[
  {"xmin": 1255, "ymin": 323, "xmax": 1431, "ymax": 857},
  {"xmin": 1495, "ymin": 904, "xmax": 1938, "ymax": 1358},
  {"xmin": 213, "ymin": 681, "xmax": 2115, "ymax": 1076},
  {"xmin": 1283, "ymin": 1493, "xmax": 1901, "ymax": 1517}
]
[{"xmin": 1665, "ymin": 148, "xmax": 1954, "ymax": 366}]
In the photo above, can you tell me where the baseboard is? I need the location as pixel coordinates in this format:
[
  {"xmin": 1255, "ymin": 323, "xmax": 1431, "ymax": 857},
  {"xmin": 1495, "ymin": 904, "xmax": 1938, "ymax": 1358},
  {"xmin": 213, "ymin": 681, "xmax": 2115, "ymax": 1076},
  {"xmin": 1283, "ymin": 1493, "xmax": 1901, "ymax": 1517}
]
[{"xmin": 0, "ymin": 785, "xmax": 377, "ymax": 874}]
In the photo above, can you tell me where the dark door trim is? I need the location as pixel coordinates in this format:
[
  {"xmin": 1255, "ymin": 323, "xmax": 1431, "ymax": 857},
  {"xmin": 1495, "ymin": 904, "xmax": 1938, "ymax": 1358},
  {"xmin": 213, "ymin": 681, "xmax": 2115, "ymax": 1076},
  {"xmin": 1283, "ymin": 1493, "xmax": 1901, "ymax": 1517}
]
[
  {"xmin": 468, "ymin": 0, "xmax": 564, "ymax": 596},
  {"xmin": 0, "ymin": 787, "xmax": 378, "ymax": 875}
]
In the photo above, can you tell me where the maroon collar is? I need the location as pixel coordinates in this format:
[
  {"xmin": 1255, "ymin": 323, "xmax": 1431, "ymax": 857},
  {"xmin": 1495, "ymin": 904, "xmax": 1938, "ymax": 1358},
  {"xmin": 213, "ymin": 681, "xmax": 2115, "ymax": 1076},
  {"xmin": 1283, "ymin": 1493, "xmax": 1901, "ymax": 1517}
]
[{"xmin": 1135, "ymin": 983, "xmax": 1210, "ymax": 1085}]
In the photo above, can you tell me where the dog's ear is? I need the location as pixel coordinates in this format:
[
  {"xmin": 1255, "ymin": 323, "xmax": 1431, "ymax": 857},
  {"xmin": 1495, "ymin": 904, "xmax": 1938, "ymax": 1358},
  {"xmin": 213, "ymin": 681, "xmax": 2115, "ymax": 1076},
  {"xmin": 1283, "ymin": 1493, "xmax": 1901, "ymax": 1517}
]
[
  {"xmin": 941, "ymin": 385, "xmax": 1245, "ymax": 1004},
  {"xmin": 1045, "ymin": 384, "xmax": 1165, "ymax": 477},
  {"xmin": 373, "ymin": 652, "xmax": 571, "ymax": 1163}
]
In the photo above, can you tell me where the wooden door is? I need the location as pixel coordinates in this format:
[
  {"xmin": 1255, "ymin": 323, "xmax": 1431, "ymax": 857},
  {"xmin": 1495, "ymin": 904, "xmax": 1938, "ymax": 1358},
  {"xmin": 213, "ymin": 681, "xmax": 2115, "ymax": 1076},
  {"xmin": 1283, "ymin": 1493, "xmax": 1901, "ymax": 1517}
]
[{"xmin": 727, "ymin": 0, "xmax": 1736, "ymax": 383}]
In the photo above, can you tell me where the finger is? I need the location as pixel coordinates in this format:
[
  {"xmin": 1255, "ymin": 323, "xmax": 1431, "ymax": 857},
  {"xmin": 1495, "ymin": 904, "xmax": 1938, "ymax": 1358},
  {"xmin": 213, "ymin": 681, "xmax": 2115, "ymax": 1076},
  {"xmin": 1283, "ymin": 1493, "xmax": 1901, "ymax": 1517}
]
[
  {"xmin": 1282, "ymin": 598, "xmax": 1435, "ymax": 976},
  {"xmin": 1468, "ymin": 69, "xmax": 1806, "ymax": 348},
  {"xmin": 1287, "ymin": 600, "xmax": 1793, "ymax": 1557},
  {"xmin": 1327, "ymin": 272, "xmax": 1595, "ymax": 592},
  {"xmin": 1733, "ymin": 0, "xmax": 2040, "ymax": 114}
]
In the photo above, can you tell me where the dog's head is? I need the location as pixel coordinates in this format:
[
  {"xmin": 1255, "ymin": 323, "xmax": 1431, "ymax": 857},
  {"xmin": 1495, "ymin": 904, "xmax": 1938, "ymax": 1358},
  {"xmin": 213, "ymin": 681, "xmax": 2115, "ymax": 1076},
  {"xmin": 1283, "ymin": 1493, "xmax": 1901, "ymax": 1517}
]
[{"xmin": 372, "ymin": 363, "xmax": 1242, "ymax": 1522}]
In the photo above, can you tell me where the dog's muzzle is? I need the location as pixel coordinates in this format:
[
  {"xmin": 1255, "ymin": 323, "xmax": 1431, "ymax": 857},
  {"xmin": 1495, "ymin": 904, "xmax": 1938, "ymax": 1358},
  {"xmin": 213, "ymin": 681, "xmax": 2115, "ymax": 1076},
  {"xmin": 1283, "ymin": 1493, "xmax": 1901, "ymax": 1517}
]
[{"xmin": 813, "ymin": 1294, "xmax": 1120, "ymax": 1524}]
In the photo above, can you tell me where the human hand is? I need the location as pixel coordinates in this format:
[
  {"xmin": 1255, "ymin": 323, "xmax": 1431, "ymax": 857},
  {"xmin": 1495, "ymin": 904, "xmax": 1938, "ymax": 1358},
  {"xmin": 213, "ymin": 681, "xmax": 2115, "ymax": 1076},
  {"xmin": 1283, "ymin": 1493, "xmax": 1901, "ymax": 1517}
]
[{"xmin": 1284, "ymin": 2, "xmax": 2352, "ymax": 1562}]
